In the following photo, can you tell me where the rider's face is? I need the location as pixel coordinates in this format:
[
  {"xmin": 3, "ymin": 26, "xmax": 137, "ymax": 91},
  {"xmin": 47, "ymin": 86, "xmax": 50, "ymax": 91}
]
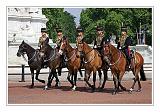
[
  {"xmin": 121, "ymin": 31, "xmax": 127, "ymax": 36},
  {"xmin": 78, "ymin": 32, "xmax": 83, "ymax": 36},
  {"xmin": 57, "ymin": 32, "xmax": 63, "ymax": 36},
  {"xmin": 41, "ymin": 32, "xmax": 46, "ymax": 36},
  {"xmin": 97, "ymin": 30, "xmax": 103, "ymax": 35}
]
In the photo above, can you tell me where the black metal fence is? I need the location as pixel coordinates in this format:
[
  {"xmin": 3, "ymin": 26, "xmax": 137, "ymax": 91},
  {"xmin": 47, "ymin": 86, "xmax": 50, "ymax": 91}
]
[{"xmin": 8, "ymin": 63, "xmax": 152, "ymax": 82}]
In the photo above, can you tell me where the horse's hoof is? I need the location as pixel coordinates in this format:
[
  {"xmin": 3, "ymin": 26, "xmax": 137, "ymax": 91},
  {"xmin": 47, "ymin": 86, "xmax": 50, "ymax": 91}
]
[
  {"xmin": 41, "ymin": 80, "xmax": 45, "ymax": 84},
  {"xmin": 98, "ymin": 87, "xmax": 103, "ymax": 92},
  {"xmin": 29, "ymin": 85, "xmax": 34, "ymax": 88},
  {"xmin": 122, "ymin": 87, "xmax": 127, "ymax": 91},
  {"xmin": 136, "ymin": 89, "xmax": 141, "ymax": 92},
  {"xmin": 112, "ymin": 91, "xmax": 117, "ymax": 95},
  {"xmin": 43, "ymin": 86, "xmax": 49, "ymax": 90},
  {"xmin": 72, "ymin": 85, "xmax": 76, "ymax": 91},
  {"xmin": 55, "ymin": 82, "xmax": 61, "ymax": 87}
]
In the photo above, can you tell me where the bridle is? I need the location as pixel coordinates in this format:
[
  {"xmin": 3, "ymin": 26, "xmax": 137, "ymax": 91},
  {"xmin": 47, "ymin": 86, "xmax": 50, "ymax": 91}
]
[
  {"xmin": 41, "ymin": 45, "xmax": 58, "ymax": 62},
  {"xmin": 103, "ymin": 43, "xmax": 121, "ymax": 66},
  {"xmin": 77, "ymin": 42, "xmax": 96, "ymax": 64},
  {"xmin": 60, "ymin": 40, "xmax": 76, "ymax": 62},
  {"xmin": 19, "ymin": 45, "xmax": 37, "ymax": 63}
]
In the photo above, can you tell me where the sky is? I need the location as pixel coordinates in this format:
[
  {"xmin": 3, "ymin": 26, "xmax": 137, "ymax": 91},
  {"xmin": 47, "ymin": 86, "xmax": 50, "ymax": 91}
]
[{"xmin": 64, "ymin": 8, "xmax": 83, "ymax": 26}]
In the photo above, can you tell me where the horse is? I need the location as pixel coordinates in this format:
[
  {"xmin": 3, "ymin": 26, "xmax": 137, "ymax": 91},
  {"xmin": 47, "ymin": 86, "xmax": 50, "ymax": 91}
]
[
  {"xmin": 40, "ymin": 43, "xmax": 61, "ymax": 90},
  {"xmin": 77, "ymin": 41, "xmax": 108, "ymax": 92},
  {"xmin": 58, "ymin": 37, "xmax": 83, "ymax": 91},
  {"xmin": 102, "ymin": 42, "xmax": 146, "ymax": 95},
  {"xmin": 17, "ymin": 40, "xmax": 45, "ymax": 88}
]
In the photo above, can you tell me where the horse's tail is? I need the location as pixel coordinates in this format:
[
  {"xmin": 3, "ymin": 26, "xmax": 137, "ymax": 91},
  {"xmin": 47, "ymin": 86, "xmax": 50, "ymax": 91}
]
[{"xmin": 140, "ymin": 65, "xmax": 146, "ymax": 81}]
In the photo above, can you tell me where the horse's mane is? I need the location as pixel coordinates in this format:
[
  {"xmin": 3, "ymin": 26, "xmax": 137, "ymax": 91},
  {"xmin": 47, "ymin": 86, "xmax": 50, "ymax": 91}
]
[
  {"xmin": 22, "ymin": 41, "xmax": 35, "ymax": 50},
  {"xmin": 45, "ymin": 44, "xmax": 53, "ymax": 50},
  {"xmin": 109, "ymin": 43, "xmax": 118, "ymax": 52}
]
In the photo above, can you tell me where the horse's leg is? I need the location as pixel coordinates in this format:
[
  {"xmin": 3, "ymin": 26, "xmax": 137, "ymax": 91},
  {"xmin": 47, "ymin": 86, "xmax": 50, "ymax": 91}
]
[
  {"xmin": 92, "ymin": 71, "xmax": 96, "ymax": 92},
  {"xmin": 135, "ymin": 68, "xmax": 142, "ymax": 92},
  {"xmin": 100, "ymin": 68, "xmax": 108, "ymax": 90},
  {"xmin": 44, "ymin": 70, "xmax": 53, "ymax": 90},
  {"xmin": 35, "ymin": 69, "xmax": 45, "ymax": 84},
  {"xmin": 118, "ymin": 71, "xmax": 127, "ymax": 91},
  {"xmin": 54, "ymin": 70, "xmax": 61, "ymax": 87},
  {"xmin": 30, "ymin": 69, "xmax": 34, "ymax": 88},
  {"xmin": 129, "ymin": 68, "xmax": 138, "ymax": 92},
  {"xmin": 67, "ymin": 72, "xmax": 74, "ymax": 88},
  {"xmin": 97, "ymin": 69, "xmax": 102, "ymax": 88},
  {"xmin": 84, "ymin": 70, "xmax": 93, "ymax": 90},
  {"xmin": 78, "ymin": 68, "xmax": 83, "ymax": 77},
  {"xmin": 72, "ymin": 71, "xmax": 77, "ymax": 91},
  {"xmin": 112, "ymin": 74, "xmax": 119, "ymax": 95},
  {"xmin": 57, "ymin": 67, "xmax": 62, "ymax": 76}
]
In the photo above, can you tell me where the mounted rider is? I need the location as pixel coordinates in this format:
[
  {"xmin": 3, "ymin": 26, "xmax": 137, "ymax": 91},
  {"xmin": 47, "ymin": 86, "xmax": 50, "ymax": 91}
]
[
  {"xmin": 38, "ymin": 28, "xmax": 50, "ymax": 68},
  {"xmin": 117, "ymin": 26, "xmax": 132, "ymax": 68},
  {"xmin": 76, "ymin": 26, "xmax": 84, "ymax": 68},
  {"xmin": 38, "ymin": 28, "xmax": 49, "ymax": 49},
  {"xmin": 55, "ymin": 27, "xmax": 66, "ymax": 75},
  {"xmin": 55, "ymin": 27, "xmax": 63, "ymax": 49},
  {"xmin": 93, "ymin": 26, "xmax": 109, "ymax": 54}
]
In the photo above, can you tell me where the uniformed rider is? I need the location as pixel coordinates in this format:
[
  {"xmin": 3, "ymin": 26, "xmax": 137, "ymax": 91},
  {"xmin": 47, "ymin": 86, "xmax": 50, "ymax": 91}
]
[{"xmin": 117, "ymin": 26, "xmax": 132, "ymax": 68}]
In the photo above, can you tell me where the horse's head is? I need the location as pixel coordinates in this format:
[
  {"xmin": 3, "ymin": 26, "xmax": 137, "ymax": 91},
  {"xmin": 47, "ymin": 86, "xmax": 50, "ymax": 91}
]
[
  {"xmin": 17, "ymin": 40, "xmax": 27, "ymax": 57},
  {"xmin": 103, "ymin": 41, "xmax": 111, "ymax": 56},
  {"xmin": 59, "ymin": 36, "xmax": 68, "ymax": 55},
  {"xmin": 76, "ymin": 41, "xmax": 84, "ymax": 53}
]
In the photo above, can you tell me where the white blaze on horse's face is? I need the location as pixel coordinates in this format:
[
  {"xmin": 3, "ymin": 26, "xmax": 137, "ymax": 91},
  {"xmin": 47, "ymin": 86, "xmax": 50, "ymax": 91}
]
[
  {"xmin": 39, "ymin": 52, "xmax": 45, "ymax": 57},
  {"xmin": 59, "ymin": 49, "xmax": 63, "ymax": 55}
]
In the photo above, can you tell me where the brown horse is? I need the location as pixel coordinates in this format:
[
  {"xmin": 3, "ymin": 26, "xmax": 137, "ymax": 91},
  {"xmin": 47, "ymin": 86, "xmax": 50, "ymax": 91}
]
[
  {"xmin": 103, "ymin": 42, "xmax": 146, "ymax": 94},
  {"xmin": 77, "ymin": 41, "xmax": 108, "ymax": 91},
  {"xmin": 58, "ymin": 37, "xmax": 82, "ymax": 91},
  {"xmin": 40, "ymin": 43, "xmax": 61, "ymax": 90}
]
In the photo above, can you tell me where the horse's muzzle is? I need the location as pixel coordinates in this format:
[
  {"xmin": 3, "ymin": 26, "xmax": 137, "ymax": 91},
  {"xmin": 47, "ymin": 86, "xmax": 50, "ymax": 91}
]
[{"xmin": 17, "ymin": 52, "xmax": 21, "ymax": 57}]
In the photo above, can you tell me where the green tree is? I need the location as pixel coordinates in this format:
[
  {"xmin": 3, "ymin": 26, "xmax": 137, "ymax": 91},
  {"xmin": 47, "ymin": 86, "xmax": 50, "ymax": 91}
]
[
  {"xmin": 80, "ymin": 8, "xmax": 152, "ymax": 45},
  {"xmin": 42, "ymin": 8, "xmax": 76, "ymax": 43}
]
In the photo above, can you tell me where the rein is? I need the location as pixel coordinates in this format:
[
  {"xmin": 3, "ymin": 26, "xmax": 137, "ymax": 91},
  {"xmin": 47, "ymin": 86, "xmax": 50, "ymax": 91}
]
[
  {"xmin": 84, "ymin": 54, "xmax": 96, "ymax": 64},
  {"xmin": 65, "ymin": 50, "xmax": 75, "ymax": 62},
  {"xmin": 28, "ymin": 51, "xmax": 36, "ymax": 62},
  {"xmin": 44, "ymin": 49, "xmax": 57, "ymax": 62},
  {"xmin": 22, "ymin": 51, "xmax": 36, "ymax": 62},
  {"xmin": 109, "ymin": 51, "xmax": 121, "ymax": 66},
  {"xmin": 82, "ymin": 43, "xmax": 96, "ymax": 64}
]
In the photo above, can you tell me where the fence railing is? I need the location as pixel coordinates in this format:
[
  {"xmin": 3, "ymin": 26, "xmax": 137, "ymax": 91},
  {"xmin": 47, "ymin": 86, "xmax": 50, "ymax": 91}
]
[{"xmin": 8, "ymin": 63, "xmax": 152, "ymax": 82}]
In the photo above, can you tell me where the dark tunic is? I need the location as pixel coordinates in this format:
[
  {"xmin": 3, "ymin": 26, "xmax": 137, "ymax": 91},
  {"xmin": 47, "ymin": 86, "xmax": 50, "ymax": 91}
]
[
  {"xmin": 38, "ymin": 36, "xmax": 49, "ymax": 48},
  {"xmin": 117, "ymin": 36, "xmax": 132, "ymax": 61},
  {"xmin": 94, "ymin": 36, "xmax": 108, "ymax": 53}
]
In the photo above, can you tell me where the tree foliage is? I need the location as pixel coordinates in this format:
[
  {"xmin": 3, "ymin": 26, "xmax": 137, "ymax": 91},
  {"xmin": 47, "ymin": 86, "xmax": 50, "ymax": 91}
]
[
  {"xmin": 80, "ymin": 8, "xmax": 152, "ymax": 45},
  {"xmin": 42, "ymin": 8, "xmax": 76, "ymax": 42}
]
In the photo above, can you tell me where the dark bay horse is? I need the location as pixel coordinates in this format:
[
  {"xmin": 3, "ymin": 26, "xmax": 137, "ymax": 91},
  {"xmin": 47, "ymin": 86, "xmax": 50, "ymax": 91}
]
[
  {"xmin": 40, "ymin": 43, "xmax": 61, "ymax": 90},
  {"xmin": 77, "ymin": 41, "xmax": 108, "ymax": 91},
  {"xmin": 58, "ymin": 37, "xmax": 82, "ymax": 91},
  {"xmin": 17, "ymin": 41, "xmax": 45, "ymax": 88},
  {"xmin": 103, "ymin": 42, "xmax": 146, "ymax": 94}
]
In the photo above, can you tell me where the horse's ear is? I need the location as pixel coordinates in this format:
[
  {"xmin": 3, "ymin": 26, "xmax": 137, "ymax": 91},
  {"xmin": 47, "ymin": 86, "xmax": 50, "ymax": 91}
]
[{"xmin": 22, "ymin": 40, "xmax": 24, "ymax": 43}]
